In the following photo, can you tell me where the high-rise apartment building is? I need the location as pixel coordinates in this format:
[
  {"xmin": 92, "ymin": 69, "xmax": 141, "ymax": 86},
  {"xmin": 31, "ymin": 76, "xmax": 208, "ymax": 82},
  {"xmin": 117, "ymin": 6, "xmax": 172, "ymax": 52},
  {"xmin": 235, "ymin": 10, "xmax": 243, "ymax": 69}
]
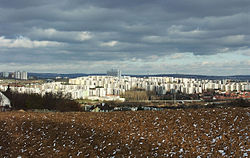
[
  {"xmin": 1, "ymin": 72, "xmax": 9, "ymax": 78},
  {"xmin": 14, "ymin": 71, "xmax": 21, "ymax": 79},
  {"xmin": 14, "ymin": 71, "xmax": 28, "ymax": 80},
  {"xmin": 21, "ymin": 71, "xmax": 28, "ymax": 80},
  {"xmin": 107, "ymin": 69, "xmax": 121, "ymax": 78}
]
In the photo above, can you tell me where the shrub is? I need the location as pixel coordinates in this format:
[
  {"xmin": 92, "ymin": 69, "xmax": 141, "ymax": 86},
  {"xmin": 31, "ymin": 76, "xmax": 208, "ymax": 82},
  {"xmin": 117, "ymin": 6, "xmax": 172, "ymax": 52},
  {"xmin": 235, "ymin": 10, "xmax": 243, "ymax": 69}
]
[{"xmin": 121, "ymin": 90, "xmax": 148, "ymax": 101}]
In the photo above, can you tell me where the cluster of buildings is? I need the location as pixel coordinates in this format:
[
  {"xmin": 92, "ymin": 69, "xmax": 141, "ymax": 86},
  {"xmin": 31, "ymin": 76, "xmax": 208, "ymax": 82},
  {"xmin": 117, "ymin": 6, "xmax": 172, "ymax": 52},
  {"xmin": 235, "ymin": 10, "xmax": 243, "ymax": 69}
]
[
  {"xmin": 0, "ymin": 69, "xmax": 249, "ymax": 101},
  {"xmin": 0, "ymin": 71, "xmax": 28, "ymax": 80},
  {"xmin": 0, "ymin": 80, "xmax": 125, "ymax": 101},
  {"xmin": 1, "ymin": 73, "xmax": 249, "ymax": 101},
  {"xmin": 69, "ymin": 76, "xmax": 250, "ymax": 95}
]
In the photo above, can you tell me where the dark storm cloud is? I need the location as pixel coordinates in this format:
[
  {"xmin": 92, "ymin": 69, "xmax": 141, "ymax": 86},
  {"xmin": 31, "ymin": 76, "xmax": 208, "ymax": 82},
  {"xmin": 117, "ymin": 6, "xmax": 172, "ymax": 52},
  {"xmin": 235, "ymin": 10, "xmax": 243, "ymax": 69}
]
[{"xmin": 0, "ymin": 0, "xmax": 249, "ymax": 73}]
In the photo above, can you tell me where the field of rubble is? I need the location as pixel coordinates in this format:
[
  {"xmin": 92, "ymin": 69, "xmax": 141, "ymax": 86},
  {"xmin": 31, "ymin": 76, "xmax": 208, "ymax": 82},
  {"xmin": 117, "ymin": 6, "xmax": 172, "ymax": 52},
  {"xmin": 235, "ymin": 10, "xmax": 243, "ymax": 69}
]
[{"xmin": 0, "ymin": 107, "xmax": 249, "ymax": 157}]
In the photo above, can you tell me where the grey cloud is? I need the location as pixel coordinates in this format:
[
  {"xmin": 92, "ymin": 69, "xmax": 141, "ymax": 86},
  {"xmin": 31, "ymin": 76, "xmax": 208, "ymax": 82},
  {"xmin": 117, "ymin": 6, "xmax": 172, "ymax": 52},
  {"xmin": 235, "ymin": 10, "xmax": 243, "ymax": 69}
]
[
  {"xmin": 0, "ymin": 0, "xmax": 249, "ymax": 74},
  {"xmin": 0, "ymin": 0, "xmax": 52, "ymax": 9}
]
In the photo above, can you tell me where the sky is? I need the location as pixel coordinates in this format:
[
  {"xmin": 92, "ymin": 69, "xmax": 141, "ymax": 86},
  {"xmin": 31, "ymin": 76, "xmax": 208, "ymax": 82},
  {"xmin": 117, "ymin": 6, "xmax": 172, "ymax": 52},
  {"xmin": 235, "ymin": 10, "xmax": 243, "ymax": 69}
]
[{"xmin": 0, "ymin": 0, "xmax": 249, "ymax": 75}]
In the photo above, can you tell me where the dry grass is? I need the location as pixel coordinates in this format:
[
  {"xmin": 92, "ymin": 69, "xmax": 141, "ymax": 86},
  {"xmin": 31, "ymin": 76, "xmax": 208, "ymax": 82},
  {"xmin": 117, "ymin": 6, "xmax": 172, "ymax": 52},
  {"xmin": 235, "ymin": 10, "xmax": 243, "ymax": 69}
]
[{"xmin": 0, "ymin": 107, "xmax": 249, "ymax": 157}]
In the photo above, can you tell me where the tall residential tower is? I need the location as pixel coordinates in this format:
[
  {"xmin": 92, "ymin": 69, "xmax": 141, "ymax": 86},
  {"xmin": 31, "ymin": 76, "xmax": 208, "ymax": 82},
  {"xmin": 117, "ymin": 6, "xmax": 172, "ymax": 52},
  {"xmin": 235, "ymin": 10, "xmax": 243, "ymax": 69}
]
[{"xmin": 107, "ymin": 69, "xmax": 121, "ymax": 78}]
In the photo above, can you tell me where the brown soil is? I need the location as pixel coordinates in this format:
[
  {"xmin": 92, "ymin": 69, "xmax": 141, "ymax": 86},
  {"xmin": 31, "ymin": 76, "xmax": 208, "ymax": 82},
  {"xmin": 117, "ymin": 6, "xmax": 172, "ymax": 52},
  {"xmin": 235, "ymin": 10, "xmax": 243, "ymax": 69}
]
[{"xmin": 0, "ymin": 107, "xmax": 249, "ymax": 157}]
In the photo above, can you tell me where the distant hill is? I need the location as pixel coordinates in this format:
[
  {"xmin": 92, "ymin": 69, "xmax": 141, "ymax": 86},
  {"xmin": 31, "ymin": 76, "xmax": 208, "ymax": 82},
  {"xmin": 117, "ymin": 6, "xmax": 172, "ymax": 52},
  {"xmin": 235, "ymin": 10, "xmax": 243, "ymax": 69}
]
[
  {"xmin": 129, "ymin": 74, "xmax": 250, "ymax": 81},
  {"xmin": 28, "ymin": 73, "xmax": 105, "ymax": 79},
  {"xmin": 28, "ymin": 73, "xmax": 250, "ymax": 81}
]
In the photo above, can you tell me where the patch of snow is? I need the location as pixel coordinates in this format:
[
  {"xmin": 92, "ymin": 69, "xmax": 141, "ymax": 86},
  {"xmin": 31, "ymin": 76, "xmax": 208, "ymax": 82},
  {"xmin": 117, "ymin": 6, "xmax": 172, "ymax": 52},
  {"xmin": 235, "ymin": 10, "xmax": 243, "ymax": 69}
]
[{"xmin": 218, "ymin": 150, "xmax": 225, "ymax": 156}]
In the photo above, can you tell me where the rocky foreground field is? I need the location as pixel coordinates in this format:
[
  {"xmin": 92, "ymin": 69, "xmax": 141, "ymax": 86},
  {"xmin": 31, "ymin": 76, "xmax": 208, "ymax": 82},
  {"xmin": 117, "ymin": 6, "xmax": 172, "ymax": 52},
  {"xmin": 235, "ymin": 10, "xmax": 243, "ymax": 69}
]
[{"xmin": 0, "ymin": 107, "xmax": 249, "ymax": 157}]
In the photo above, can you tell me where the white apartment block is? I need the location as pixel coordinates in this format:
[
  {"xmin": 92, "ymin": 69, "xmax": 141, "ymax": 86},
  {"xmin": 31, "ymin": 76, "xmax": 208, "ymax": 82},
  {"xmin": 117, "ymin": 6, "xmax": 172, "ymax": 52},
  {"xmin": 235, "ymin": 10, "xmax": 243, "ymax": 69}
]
[
  {"xmin": 14, "ymin": 71, "xmax": 28, "ymax": 80},
  {"xmin": 0, "ymin": 75, "xmax": 249, "ymax": 100}
]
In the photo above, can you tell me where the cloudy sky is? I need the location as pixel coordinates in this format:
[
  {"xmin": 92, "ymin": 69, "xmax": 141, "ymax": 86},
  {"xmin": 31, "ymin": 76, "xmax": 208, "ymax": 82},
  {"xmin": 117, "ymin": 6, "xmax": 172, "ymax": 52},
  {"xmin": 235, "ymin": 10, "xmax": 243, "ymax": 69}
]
[{"xmin": 0, "ymin": 0, "xmax": 249, "ymax": 75}]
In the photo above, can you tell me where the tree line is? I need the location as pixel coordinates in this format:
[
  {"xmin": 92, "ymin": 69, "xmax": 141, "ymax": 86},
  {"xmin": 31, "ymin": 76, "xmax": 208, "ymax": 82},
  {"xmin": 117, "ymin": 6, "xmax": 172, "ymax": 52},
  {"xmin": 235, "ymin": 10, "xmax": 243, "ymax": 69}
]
[{"xmin": 2, "ymin": 90, "xmax": 81, "ymax": 112}]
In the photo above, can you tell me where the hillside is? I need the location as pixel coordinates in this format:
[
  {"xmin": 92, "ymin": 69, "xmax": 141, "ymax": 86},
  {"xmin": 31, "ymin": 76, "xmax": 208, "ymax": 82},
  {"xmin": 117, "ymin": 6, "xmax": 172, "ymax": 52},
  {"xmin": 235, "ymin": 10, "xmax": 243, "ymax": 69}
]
[{"xmin": 0, "ymin": 107, "xmax": 249, "ymax": 157}]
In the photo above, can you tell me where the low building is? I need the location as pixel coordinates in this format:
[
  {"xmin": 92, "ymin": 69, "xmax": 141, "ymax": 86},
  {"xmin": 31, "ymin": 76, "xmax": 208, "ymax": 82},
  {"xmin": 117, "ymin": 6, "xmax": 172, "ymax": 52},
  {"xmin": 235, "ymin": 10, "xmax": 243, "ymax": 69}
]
[{"xmin": 0, "ymin": 92, "xmax": 11, "ymax": 112}]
